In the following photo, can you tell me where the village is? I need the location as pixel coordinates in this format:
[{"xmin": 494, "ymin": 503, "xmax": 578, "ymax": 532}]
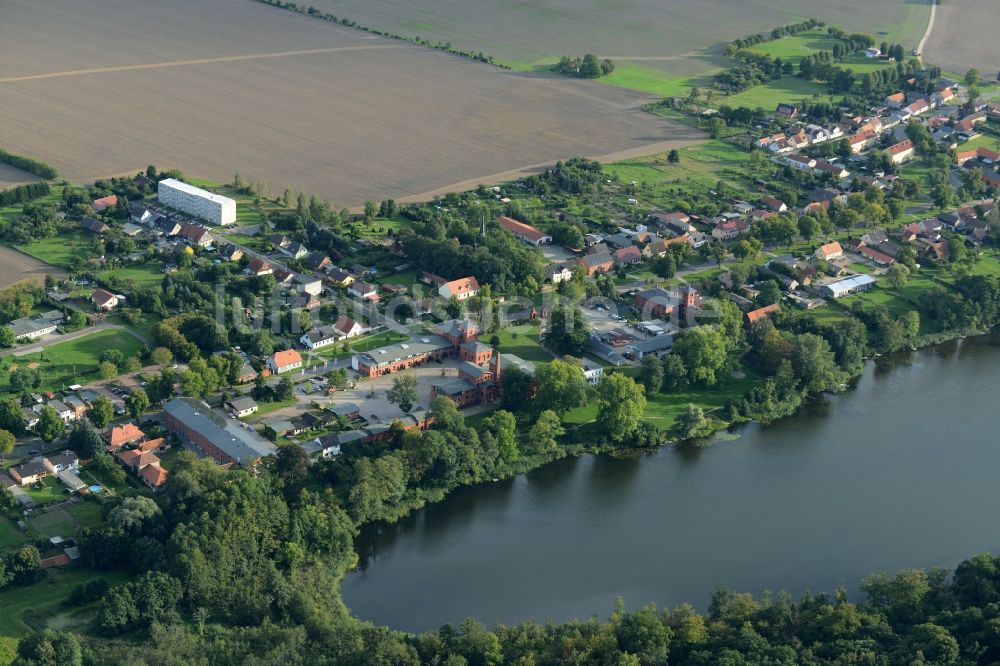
[{"xmin": 1, "ymin": 45, "xmax": 999, "ymax": 579}]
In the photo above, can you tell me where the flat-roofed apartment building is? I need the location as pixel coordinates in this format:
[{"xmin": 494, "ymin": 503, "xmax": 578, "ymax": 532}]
[{"xmin": 157, "ymin": 178, "xmax": 236, "ymax": 226}]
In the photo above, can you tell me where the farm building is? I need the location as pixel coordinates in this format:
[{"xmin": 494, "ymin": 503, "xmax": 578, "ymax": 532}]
[{"xmin": 819, "ymin": 274, "xmax": 876, "ymax": 298}]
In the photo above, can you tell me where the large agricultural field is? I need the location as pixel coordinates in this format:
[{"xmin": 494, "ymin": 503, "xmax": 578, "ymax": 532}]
[
  {"xmin": 312, "ymin": 0, "xmax": 933, "ymax": 92},
  {"xmin": 921, "ymin": 0, "xmax": 999, "ymax": 76},
  {"xmin": 0, "ymin": 245, "xmax": 65, "ymax": 289},
  {"xmin": 0, "ymin": 0, "xmax": 702, "ymax": 208},
  {"xmin": 0, "ymin": 163, "xmax": 40, "ymax": 190}
]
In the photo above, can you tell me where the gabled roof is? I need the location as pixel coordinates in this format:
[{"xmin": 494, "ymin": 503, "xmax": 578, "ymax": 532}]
[
  {"xmin": 746, "ymin": 303, "xmax": 780, "ymax": 324},
  {"xmin": 579, "ymin": 251, "xmax": 614, "ymax": 268},
  {"xmin": 247, "ymin": 258, "xmax": 272, "ymax": 274},
  {"xmin": 441, "ymin": 276, "xmax": 480, "ymax": 297},
  {"xmin": 817, "ymin": 241, "xmax": 843, "ymax": 256},
  {"xmin": 887, "ymin": 139, "xmax": 915, "ymax": 156},
  {"xmin": 92, "ymin": 194, "xmax": 118, "ymax": 211},
  {"xmin": 334, "ymin": 315, "xmax": 361, "ymax": 335},
  {"xmin": 81, "ymin": 217, "xmax": 109, "ymax": 233},
  {"xmin": 139, "ymin": 464, "xmax": 168, "ymax": 487},
  {"xmin": 271, "ymin": 349, "xmax": 302, "ymax": 368},
  {"xmin": 92, "ymin": 288, "xmax": 117, "ymax": 306},
  {"xmin": 106, "ymin": 423, "xmax": 145, "ymax": 447},
  {"xmin": 497, "ymin": 215, "xmax": 548, "ymax": 242}
]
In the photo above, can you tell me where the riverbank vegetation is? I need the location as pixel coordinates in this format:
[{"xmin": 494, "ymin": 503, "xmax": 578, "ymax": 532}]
[{"xmin": 9, "ymin": 444, "xmax": 1000, "ymax": 664}]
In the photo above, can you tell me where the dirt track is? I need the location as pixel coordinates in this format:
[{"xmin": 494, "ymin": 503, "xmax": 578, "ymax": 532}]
[
  {"xmin": 921, "ymin": 0, "xmax": 998, "ymax": 75},
  {"xmin": 0, "ymin": 0, "xmax": 702, "ymax": 207}
]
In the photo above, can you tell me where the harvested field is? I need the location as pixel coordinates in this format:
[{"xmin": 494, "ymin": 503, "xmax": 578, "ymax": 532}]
[
  {"xmin": 0, "ymin": 163, "xmax": 41, "ymax": 190},
  {"xmin": 312, "ymin": 0, "xmax": 931, "ymax": 76},
  {"xmin": 0, "ymin": 244, "xmax": 64, "ymax": 289},
  {"xmin": 921, "ymin": 0, "xmax": 998, "ymax": 76},
  {"xmin": 0, "ymin": 0, "xmax": 702, "ymax": 207}
]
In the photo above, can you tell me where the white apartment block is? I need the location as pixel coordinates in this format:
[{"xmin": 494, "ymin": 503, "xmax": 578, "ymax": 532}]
[{"xmin": 157, "ymin": 178, "xmax": 236, "ymax": 226}]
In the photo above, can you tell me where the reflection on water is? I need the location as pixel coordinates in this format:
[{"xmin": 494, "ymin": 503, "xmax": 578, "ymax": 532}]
[{"xmin": 344, "ymin": 334, "xmax": 1000, "ymax": 631}]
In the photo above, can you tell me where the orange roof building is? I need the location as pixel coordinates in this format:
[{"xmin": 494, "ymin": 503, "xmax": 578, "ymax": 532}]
[
  {"xmin": 438, "ymin": 276, "xmax": 480, "ymax": 301},
  {"xmin": 105, "ymin": 423, "xmax": 145, "ymax": 451},
  {"xmin": 267, "ymin": 349, "xmax": 303, "ymax": 374},
  {"xmin": 139, "ymin": 464, "xmax": 169, "ymax": 490}
]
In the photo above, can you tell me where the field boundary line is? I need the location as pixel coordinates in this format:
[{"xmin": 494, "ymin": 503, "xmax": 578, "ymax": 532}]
[{"xmin": 0, "ymin": 45, "xmax": 406, "ymax": 84}]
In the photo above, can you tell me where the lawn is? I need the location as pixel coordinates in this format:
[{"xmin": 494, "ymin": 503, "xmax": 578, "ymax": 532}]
[
  {"xmin": 64, "ymin": 501, "xmax": 103, "ymax": 530},
  {"xmin": 0, "ymin": 568, "xmax": 131, "ymax": 664},
  {"xmin": 26, "ymin": 507, "xmax": 76, "ymax": 540},
  {"xmin": 606, "ymin": 140, "xmax": 753, "ymax": 197},
  {"xmin": 959, "ymin": 134, "xmax": 1000, "ymax": 153},
  {"xmin": 0, "ymin": 516, "xmax": 26, "ymax": 551},
  {"xmin": 0, "ymin": 329, "xmax": 146, "ymax": 393},
  {"xmin": 599, "ymin": 63, "xmax": 697, "ymax": 98},
  {"xmin": 563, "ymin": 366, "xmax": 759, "ymax": 431},
  {"xmin": 494, "ymin": 321, "xmax": 553, "ymax": 364},
  {"xmin": 250, "ymin": 398, "xmax": 297, "ymax": 419},
  {"xmin": 314, "ymin": 330, "xmax": 410, "ymax": 363},
  {"xmin": 96, "ymin": 262, "xmax": 165, "ymax": 288},
  {"xmin": 745, "ymin": 31, "xmax": 839, "ymax": 60},
  {"xmin": 21, "ymin": 477, "xmax": 70, "ymax": 506},
  {"xmin": 725, "ymin": 77, "xmax": 829, "ymax": 109},
  {"xmin": 15, "ymin": 231, "xmax": 93, "ymax": 269}
]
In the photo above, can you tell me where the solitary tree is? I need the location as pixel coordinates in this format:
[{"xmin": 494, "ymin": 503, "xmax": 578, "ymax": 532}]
[
  {"xmin": 87, "ymin": 395, "xmax": 114, "ymax": 429},
  {"xmin": 386, "ymin": 375, "xmax": 419, "ymax": 413},
  {"xmin": 125, "ymin": 389, "xmax": 150, "ymax": 420}
]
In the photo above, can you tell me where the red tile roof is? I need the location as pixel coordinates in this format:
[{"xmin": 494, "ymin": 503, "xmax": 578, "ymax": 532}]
[
  {"xmin": 817, "ymin": 241, "xmax": 843, "ymax": 258},
  {"xmin": 92, "ymin": 194, "xmax": 118, "ymax": 212},
  {"xmin": 887, "ymin": 139, "xmax": 915, "ymax": 157},
  {"xmin": 271, "ymin": 349, "xmax": 302, "ymax": 369},
  {"xmin": 441, "ymin": 276, "xmax": 480, "ymax": 297},
  {"xmin": 139, "ymin": 464, "xmax": 168, "ymax": 488},
  {"xmin": 497, "ymin": 216, "xmax": 547, "ymax": 242},
  {"xmin": 92, "ymin": 288, "xmax": 116, "ymax": 307},
  {"xmin": 106, "ymin": 423, "xmax": 145, "ymax": 448},
  {"xmin": 746, "ymin": 303, "xmax": 780, "ymax": 324}
]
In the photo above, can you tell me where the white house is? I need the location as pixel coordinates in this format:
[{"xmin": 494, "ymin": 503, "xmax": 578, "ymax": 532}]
[
  {"xmin": 439, "ymin": 277, "xmax": 480, "ymax": 301},
  {"xmin": 580, "ymin": 359, "xmax": 604, "ymax": 385},
  {"xmin": 92, "ymin": 288, "xmax": 123, "ymax": 311}
]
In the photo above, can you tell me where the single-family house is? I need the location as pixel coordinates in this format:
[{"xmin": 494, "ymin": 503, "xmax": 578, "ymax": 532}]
[
  {"xmin": 9, "ymin": 461, "xmax": 47, "ymax": 486},
  {"xmin": 760, "ymin": 196, "xmax": 787, "ymax": 212},
  {"xmin": 576, "ymin": 252, "xmax": 615, "ymax": 277},
  {"xmin": 348, "ymin": 281, "xmax": 380, "ymax": 302},
  {"xmin": 785, "ymin": 154, "xmax": 817, "ymax": 170},
  {"xmin": 246, "ymin": 258, "xmax": 274, "ymax": 276},
  {"xmin": 775, "ymin": 103, "xmax": 798, "ymax": 118},
  {"xmin": 267, "ymin": 349, "xmax": 303, "ymax": 374},
  {"xmin": 546, "ymin": 263, "xmax": 574, "ymax": 284},
  {"xmin": 225, "ymin": 397, "xmax": 259, "ymax": 418},
  {"xmin": 613, "ymin": 246, "xmax": 642, "ymax": 266},
  {"xmin": 815, "ymin": 242, "xmax": 843, "ymax": 261},
  {"xmin": 712, "ymin": 220, "xmax": 748, "ymax": 241},
  {"xmin": 92, "ymin": 288, "xmax": 122, "ymax": 311},
  {"xmin": 43, "ymin": 451, "xmax": 79, "ymax": 474},
  {"xmin": 105, "ymin": 423, "xmax": 146, "ymax": 451},
  {"xmin": 92, "ymin": 194, "xmax": 118, "ymax": 212},
  {"xmin": 81, "ymin": 217, "xmax": 109, "ymax": 234},
  {"xmin": 439, "ymin": 277, "xmax": 480, "ymax": 301},
  {"xmin": 887, "ymin": 139, "xmax": 915, "ymax": 165}
]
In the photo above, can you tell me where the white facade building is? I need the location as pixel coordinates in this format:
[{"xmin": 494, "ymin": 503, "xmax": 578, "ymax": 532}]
[{"xmin": 157, "ymin": 178, "xmax": 236, "ymax": 226}]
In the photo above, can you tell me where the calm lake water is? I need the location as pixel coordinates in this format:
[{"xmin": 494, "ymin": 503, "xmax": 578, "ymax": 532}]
[{"xmin": 342, "ymin": 335, "xmax": 1000, "ymax": 632}]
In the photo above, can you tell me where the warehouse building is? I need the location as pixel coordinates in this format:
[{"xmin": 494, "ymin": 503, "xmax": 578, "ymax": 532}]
[
  {"xmin": 163, "ymin": 398, "xmax": 275, "ymax": 467},
  {"xmin": 819, "ymin": 274, "xmax": 876, "ymax": 299},
  {"xmin": 157, "ymin": 178, "xmax": 236, "ymax": 226}
]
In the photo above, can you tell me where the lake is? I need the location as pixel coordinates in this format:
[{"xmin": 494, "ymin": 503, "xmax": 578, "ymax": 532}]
[{"xmin": 342, "ymin": 335, "xmax": 1000, "ymax": 632}]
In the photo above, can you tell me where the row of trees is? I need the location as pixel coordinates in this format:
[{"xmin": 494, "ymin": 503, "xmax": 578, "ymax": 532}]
[
  {"xmin": 0, "ymin": 148, "xmax": 57, "ymax": 179},
  {"xmin": 0, "ymin": 181, "xmax": 50, "ymax": 207}
]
